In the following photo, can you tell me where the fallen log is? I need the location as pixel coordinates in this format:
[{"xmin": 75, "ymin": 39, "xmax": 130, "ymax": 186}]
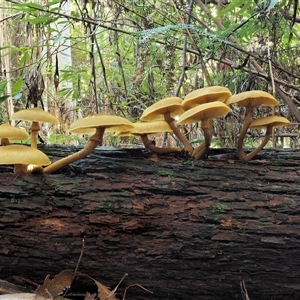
[{"xmin": 0, "ymin": 145, "xmax": 300, "ymax": 299}]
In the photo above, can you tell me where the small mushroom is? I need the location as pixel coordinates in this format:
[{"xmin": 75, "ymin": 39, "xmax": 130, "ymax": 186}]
[
  {"xmin": 43, "ymin": 114, "xmax": 134, "ymax": 174},
  {"xmin": 0, "ymin": 123, "xmax": 29, "ymax": 146},
  {"xmin": 10, "ymin": 107, "xmax": 59, "ymax": 148},
  {"xmin": 0, "ymin": 144, "xmax": 51, "ymax": 174},
  {"xmin": 177, "ymin": 102, "xmax": 230, "ymax": 159},
  {"xmin": 225, "ymin": 90, "xmax": 279, "ymax": 160},
  {"xmin": 240, "ymin": 116, "xmax": 290, "ymax": 161},
  {"xmin": 116, "ymin": 120, "xmax": 182, "ymax": 154},
  {"xmin": 140, "ymin": 97, "xmax": 193, "ymax": 154},
  {"xmin": 182, "ymin": 86, "xmax": 232, "ymax": 110}
]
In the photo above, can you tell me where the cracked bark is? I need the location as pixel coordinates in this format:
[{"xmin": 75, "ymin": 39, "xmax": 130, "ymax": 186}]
[{"xmin": 0, "ymin": 145, "xmax": 300, "ymax": 300}]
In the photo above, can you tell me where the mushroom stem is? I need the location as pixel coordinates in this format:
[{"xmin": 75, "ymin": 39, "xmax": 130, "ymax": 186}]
[
  {"xmin": 164, "ymin": 113, "xmax": 193, "ymax": 154},
  {"xmin": 140, "ymin": 134, "xmax": 182, "ymax": 154},
  {"xmin": 1, "ymin": 138, "xmax": 9, "ymax": 146},
  {"xmin": 30, "ymin": 121, "xmax": 40, "ymax": 148},
  {"xmin": 43, "ymin": 127, "xmax": 105, "ymax": 174},
  {"xmin": 243, "ymin": 126, "xmax": 273, "ymax": 161},
  {"xmin": 13, "ymin": 164, "xmax": 29, "ymax": 174},
  {"xmin": 237, "ymin": 106, "xmax": 253, "ymax": 160},
  {"xmin": 192, "ymin": 119, "xmax": 212, "ymax": 159}
]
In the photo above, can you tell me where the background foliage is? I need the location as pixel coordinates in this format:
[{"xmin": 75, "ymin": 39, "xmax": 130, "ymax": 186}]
[{"xmin": 0, "ymin": 0, "xmax": 299, "ymax": 148}]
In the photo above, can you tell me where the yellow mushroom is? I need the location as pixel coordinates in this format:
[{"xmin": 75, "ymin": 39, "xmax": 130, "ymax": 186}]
[
  {"xmin": 116, "ymin": 120, "xmax": 182, "ymax": 154},
  {"xmin": 43, "ymin": 114, "xmax": 134, "ymax": 174},
  {"xmin": 0, "ymin": 145, "xmax": 51, "ymax": 174},
  {"xmin": 242, "ymin": 116, "xmax": 291, "ymax": 161},
  {"xmin": 10, "ymin": 107, "xmax": 59, "ymax": 148},
  {"xmin": 140, "ymin": 97, "xmax": 193, "ymax": 154},
  {"xmin": 177, "ymin": 102, "xmax": 230, "ymax": 159},
  {"xmin": 0, "ymin": 123, "xmax": 29, "ymax": 146},
  {"xmin": 225, "ymin": 91, "xmax": 279, "ymax": 160},
  {"xmin": 182, "ymin": 86, "xmax": 232, "ymax": 110}
]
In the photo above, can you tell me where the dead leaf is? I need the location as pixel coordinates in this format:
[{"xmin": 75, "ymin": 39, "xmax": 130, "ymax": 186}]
[
  {"xmin": 0, "ymin": 293, "xmax": 51, "ymax": 300},
  {"xmin": 94, "ymin": 280, "xmax": 117, "ymax": 300},
  {"xmin": 35, "ymin": 270, "xmax": 73, "ymax": 298}
]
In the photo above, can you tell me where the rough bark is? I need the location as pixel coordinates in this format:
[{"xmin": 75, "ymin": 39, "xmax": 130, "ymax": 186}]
[{"xmin": 0, "ymin": 145, "xmax": 300, "ymax": 300}]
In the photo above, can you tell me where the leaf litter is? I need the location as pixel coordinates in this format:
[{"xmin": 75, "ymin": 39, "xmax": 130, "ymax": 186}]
[{"xmin": 0, "ymin": 239, "xmax": 152, "ymax": 300}]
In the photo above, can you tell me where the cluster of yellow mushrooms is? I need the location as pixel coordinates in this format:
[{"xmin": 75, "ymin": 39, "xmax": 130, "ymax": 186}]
[{"xmin": 0, "ymin": 86, "xmax": 291, "ymax": 174}]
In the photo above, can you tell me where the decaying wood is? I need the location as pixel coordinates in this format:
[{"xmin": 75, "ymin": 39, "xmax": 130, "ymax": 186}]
[{"xmin": 0, "ymin": 145, "xmax": 300, "ymax": 299}]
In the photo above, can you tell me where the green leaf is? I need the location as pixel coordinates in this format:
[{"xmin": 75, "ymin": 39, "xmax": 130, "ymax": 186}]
[
  {"xmin": 12, "ymin": 78, "xmax": 23, "ymax": 94},
  {"xmin": 0, "ymin": 95, "xmax": 10, "ymax": 104},
  {"xmin": 25, "ymin": 2, "xmax": 44, "ymax": 10},
  {"xmin": 19, "ymin": 51, "xmax": 30, "ymax": 68},
  {"xmin": 46, "ymin": 0, "xmax": 61, "ymax": 7},
  {"xmin": 0, "ymin": 80, "xmax": 7, "ymax": 91},
  {"xmin": 24, "ymin": 15, "xmax": 50, "ymax": 24},
  {"xmin": 217, "ymin": 0, "xmax": 250, "ymax": 17}
]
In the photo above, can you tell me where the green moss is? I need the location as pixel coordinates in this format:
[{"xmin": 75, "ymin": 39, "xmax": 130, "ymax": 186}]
[
  {"xmin": 157, "ymin": 169, "xmax": 173, "ymax": 177},
  {"xmin": 51, "ymin": 180, "xmax": 62, "ymax": 189},
  {"xmin": 211, "ymin": 202, "xmax": 228, "ymax": 213}
]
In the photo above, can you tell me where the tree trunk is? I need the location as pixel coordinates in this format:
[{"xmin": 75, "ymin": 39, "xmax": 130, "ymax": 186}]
[{"xmin": 0, "ymin": 146, "xmax": 300, "ymax": 300}]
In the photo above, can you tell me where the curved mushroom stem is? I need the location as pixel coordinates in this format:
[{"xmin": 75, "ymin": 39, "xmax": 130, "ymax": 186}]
[
  {"xmin": 192, "ymin": 118, "xmax": 212, "ymax": 159},
  {"xmin": 30, "ymin": 121, "xmax": 40, "ymax": 148},
  {"xmin": 237, "ymin": 106, "xmax": 254, "ymax": 160},
  {"xmin": 43, "ymin": 127, "xmax": 105, "ymax": 174},
  {"xmin": 243, "ymin": 126, "xmax": 273, "ymax": 161},
  {"xmin": 164, "ymin": 113, "xmax": 193, "ymax": 154},
  {"xmin": 140, "ymin": 134, "xmax": 182, "ymax": 154}
]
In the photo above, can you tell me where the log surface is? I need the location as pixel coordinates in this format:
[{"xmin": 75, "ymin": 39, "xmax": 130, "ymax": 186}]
[{"xmin": 0, "ymin": 145, "xmax": 300, "ymax": 299}]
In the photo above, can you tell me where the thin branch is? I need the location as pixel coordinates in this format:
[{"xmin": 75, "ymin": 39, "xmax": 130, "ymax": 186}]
[
  {"xmin": 174, "ymin": 0, "xmax": 195, "ymax": 96},
  {"xmin": 0, "ymin": 11, "xmax": 22, "ymax": 22}
]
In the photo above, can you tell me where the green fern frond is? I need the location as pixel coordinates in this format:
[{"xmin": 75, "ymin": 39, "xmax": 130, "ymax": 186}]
[{"xmin": 133, "ymin": 24, "xmax": 234, "ymax": 45}]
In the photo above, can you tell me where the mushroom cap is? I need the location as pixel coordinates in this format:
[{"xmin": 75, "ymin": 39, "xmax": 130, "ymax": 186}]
[
  {"xmin": 69, "ymin": 114, "xmax": 134, "ymax": 134},
  {"xmin": 115, "ymin": 121, "xmax": 173, "ymax": 136},
  {"xmin": 182, "ymin": 86, "xmax": 232, "ymax": 110},
  {"xmin": 114, "ymin": 131, "xmax": 134, "ymax": 137},
  {"xmin": 140, "ymin": 97, "xmax": 185, "ymax": 121},
  {"xmin": 177, "ymin": 102, "xmax": 230, "ymax": 125},
  {"xmin": 0, "ymin": 123, "xmax": 29, "ymax": 140},
  {"xmin": 131, "ymin": 120, "xmax": 173, "ymax": 135},
  {"xmin": 249, "ymin": 116, "xmax": 291, "ymax": 129},
  {"xmin": 0, "ymin": 145, "xmax": 51, "ymax": 165},
  {"xmin": 225, "ymin": 90, "xmax": 279, "ymax": 107},
  {"xmin": 11, "ymin": 107, "xmax": 59, "ymax": 124}
]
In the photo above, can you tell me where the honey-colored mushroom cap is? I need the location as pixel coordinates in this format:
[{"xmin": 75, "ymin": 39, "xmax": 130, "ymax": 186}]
[
  {"xmin": 225, "ymin": 90, "xmax": 279, "ymax": 107},
  {"xmin": 250, "ymin": 116, "xmax": 291, "ymax": 129},
  {"xmin": 182, "ymin": 86, "xmax": 232, "ymax": 110},
  {"xmin": 11, "ymin": 107, "xmax": 59, "ymax": 124},
  {"xmin": 0, "ymin": 123, "xmax": 29, "ymax": 140},
  {"xmin": 0, "ymin": 145, "xmax": 51, "ymax": 165},
  {"xmin": 115, "ymin": 121, "xmax": 173, "ymax": 136},
  {"xmin": 130, "ymin": 121, "xmax": 173, "ymax": 135},
  {"xmin": 177, "ymin": 102, "xmax": 230, "ymax": 125},
  {"xmin": 69, "ymin": 114, "xmax": 134, "ymax": 133},
  {"xmin": 140, "ymin": 97, "xmax": 184, "ymax": 121}
]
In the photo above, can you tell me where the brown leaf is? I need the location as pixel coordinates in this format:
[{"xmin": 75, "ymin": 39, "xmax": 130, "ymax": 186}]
[
  {"xmin": 35, "ymin": 270, "xmax": 73, "ymax": 298},
  {"xmin": 94, "ymin": 280, "xmax": 117, "ymax": 300}
]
